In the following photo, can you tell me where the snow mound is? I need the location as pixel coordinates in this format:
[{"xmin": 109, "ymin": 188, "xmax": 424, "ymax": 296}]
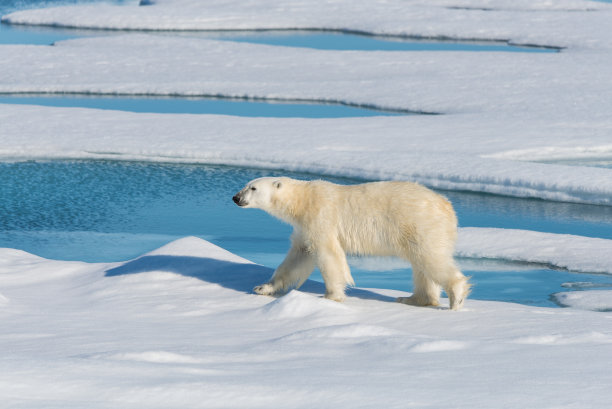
[
  {"xmin": 457, "ymin": 228, "xmax": 612, "ymax": 274},
  {"xmin": 552, "ymin": 291, "xmax": 612, "ymax": 312},
  {"xmin": 105, "ymin": 236, "xmax": 273, "ymax": 295},
  {"xmin": 0, "ymin": 247, "xmax": 92, "ymax": 286},
  {"xmin": 259, "ymin": 290, "xmax": 349, "ymax": 319},
  {"xmin": 143, "ymin": 235, "xmax": 253, "ymax": 264}
]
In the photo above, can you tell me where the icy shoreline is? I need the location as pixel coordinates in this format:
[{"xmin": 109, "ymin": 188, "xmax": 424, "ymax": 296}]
[{"xmin": 2, "ymin": 103, "xmax": 612, "ymax": 205}]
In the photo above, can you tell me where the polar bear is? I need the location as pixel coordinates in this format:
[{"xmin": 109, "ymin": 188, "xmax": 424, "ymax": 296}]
[{"xmin": 233, "ymin": 177, "xmax": 470, "ymax": 310}]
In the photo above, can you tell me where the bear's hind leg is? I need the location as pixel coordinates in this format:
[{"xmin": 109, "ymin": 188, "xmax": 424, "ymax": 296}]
[
  {"xmin": 419, "ymin": 255, "xmax": 470, "ymax": 310},
  {"xmin": 397, "ymin": 267, "xmax": 441, "ymax": 307},
  {"xmin": 446, "ymin": 274, "xmax": 471, "ymax": 311},
  {"xmin": 254, "ymin": 242, "xmax": 315, "ymax": 296}
]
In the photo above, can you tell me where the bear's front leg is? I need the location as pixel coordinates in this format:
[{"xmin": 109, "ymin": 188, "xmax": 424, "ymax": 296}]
[
  {"xmin": 315, "ymin": 237, "xmax": 354, "ymax": 302},
  {"xmin": 253, "ymin": 238, "xmax": 316, "ymax": 296}
]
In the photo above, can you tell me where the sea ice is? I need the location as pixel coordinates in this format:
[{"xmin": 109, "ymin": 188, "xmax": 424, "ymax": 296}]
[
  {"xmin": 2, "ymin": 236, "xmax": 612, "ymax": 408},
  {"xmin": 553, "ymin": 290, "xmax": 612, "ymax": 312},
  {"xmin": 457, "ymin": 228, "xmax": 612, "ymax": 274},
  {"xmin": 2, "ymin": 104, "xmax": 612, "ymax": 204},
  {"xmin": 1, "ymin": 1, "xmax": 612, "ymax": 405}
]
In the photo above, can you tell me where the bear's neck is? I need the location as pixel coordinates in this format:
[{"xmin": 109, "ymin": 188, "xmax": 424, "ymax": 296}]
[
  {"xmin": 268, "ymin": 183, "xmax": 310, "ymax": 227},
  {"xmin": 269, "ymin": 196, "xmax": 302, "ymax": 227}
]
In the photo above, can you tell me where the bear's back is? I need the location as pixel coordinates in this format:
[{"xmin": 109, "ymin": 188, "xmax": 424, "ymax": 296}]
[{"xmin": 311, "ymin": 180, "xmax": 455, "ymax": 256}]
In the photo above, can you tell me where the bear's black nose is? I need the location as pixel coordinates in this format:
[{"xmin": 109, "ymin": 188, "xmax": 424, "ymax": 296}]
[{"xmin": 232, "ymin": 195, "xmax": 240, "ymax": 204}]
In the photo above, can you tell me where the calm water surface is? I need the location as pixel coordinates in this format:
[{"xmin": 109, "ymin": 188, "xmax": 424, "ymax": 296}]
[
  {"xmin": 1, "ymin": 160, "xmax": 611, "ymax": 308},
  {"xmin": 0, "ymin": 95, "xmax": 408, "ymax": 117}
]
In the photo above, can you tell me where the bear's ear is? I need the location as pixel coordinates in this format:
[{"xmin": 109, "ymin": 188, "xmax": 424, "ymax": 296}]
[{"xmin": 273, "ymin": 180, "xmax": 282, "ymax": 189}]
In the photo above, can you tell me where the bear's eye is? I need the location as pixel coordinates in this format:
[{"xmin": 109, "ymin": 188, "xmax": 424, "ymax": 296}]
[{"xmin": 250, "ymin": 187, "xmax": 257, "ymax": 191}]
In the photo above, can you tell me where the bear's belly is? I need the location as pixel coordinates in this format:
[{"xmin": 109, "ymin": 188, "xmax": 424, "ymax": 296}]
[{"xmin": 338, "ymin": 223, "xmax": 405, "ymax": 257}]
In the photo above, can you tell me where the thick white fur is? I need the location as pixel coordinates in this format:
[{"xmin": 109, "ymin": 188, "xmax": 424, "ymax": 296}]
[{"xmin": 233, "ymin": 177, "xmax": 470, "ymax": 310}]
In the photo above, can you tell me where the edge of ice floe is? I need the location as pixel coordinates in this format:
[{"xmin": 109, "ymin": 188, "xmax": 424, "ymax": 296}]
[
  {"xmin": 457, "ymin": 227, "xmax": 612, "ymax": 275},
  {"xmin": 5, "ymin": 227, "xmax": 611, "ymax": 278},
  {"xmin": 1, "ymin": 145, "xmax": 612, "ymax": 206},
  {"xmin": 552, "ymin": 290, "xmax": 612, "ymax": 312}
]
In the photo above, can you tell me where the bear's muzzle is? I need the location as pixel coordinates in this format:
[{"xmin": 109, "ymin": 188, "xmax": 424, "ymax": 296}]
[{"xmin": 232, "ymin": 194, "xmax": 247, "ymax": 207}]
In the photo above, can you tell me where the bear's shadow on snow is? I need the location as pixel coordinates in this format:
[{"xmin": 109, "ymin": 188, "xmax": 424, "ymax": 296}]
[{"xmin": 104, "ymin": 255, "xmax": 395, "ymax": 303}]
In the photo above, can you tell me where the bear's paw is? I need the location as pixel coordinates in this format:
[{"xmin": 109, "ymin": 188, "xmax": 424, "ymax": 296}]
[{"xmin": 253, "ymin": 283, "xmax": 276, "ymax": 296}]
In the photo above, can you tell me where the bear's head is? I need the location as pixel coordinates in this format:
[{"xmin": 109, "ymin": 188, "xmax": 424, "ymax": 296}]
[
  {"xmin": 233, "ymin": 177, "xmax": 309, "ymax": 225},
  {"xmin": 232, "ymin": 177, "xmax": 287, "ymax": 210}
]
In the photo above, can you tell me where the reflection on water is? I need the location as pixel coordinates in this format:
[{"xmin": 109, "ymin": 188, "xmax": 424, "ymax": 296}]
[{"xmin": 1, "ymin": 160, "xmax": 611, "ymax": 307}]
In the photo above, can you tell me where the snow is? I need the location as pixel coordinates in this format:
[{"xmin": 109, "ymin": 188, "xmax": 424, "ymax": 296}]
[
  {"xmin": 0, "ymin": 33, "xmax": 611, "ymax": 118},
  {"xmin": 2, "ymin": 236, "xmax": 612, "ymax": 408},
  {"xmin": 2, "ymin": 0, "xmax": 612, "ymax": 406}
]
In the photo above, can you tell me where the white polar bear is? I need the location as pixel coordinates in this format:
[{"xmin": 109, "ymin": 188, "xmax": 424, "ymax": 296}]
[{"xmin": 233, "ymin": 177, "xmax": 470, "ymax": 310}]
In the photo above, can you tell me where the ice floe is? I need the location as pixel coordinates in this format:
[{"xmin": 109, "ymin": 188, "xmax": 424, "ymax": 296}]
[
  {"xmin": 457, "ymin": 228, "xmax": 612, "ymax": 274},
  {"xmin": 3, "ymin": 0, "xmax": 611, "ymax": 49}
]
